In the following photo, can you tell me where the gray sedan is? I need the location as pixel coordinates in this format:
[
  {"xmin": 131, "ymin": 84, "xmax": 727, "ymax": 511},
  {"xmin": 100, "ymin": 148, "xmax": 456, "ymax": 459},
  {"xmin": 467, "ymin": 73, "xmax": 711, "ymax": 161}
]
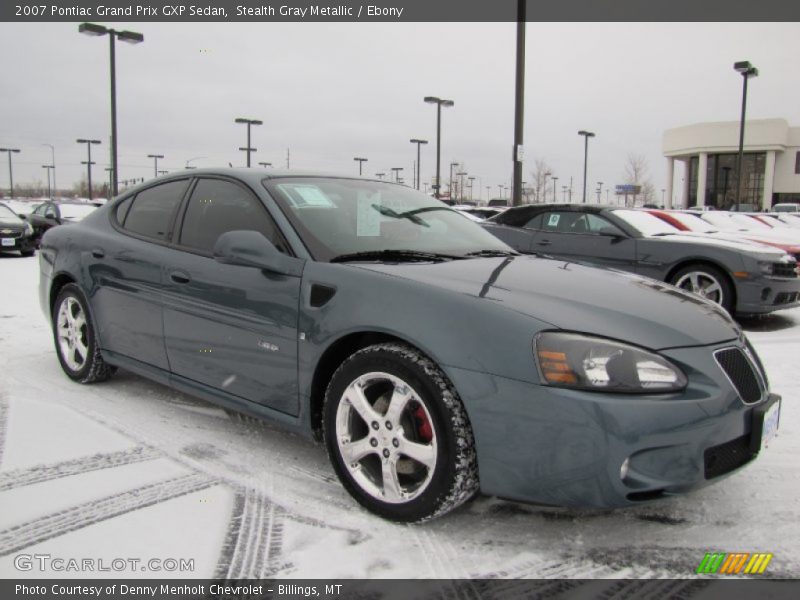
[
  {"xmin": 483, "ymin": 204, "xmax": 800, "ymax": 316},
  {"xmin": 39, "ymin": 171, "xmax": 781, "ymax": 521}
]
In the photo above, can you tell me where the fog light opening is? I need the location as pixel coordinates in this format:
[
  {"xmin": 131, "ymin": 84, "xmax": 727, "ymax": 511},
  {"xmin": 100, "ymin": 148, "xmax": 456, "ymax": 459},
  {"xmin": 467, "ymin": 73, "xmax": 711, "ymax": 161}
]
[
  {"xmin": 761, "ymin": 287, "xmax": 771, "ymax": 301},
  {"xmin": 620, "ymin": 458, "xmax": 630, "ymax": 481}
]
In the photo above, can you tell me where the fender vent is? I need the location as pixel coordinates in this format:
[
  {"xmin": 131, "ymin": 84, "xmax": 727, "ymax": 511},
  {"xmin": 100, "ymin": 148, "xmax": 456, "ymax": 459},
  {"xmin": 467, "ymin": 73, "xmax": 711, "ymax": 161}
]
[{"xmin": 309, "ymin": 284, "xmax": 336, "ymax": 307}]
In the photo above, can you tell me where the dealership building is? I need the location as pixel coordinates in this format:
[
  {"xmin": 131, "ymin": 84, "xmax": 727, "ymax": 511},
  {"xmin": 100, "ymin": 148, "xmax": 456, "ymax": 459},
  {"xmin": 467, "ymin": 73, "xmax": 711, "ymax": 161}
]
[{"xmin": 663, "ymin": 118, "xmax": 800, "ymax": 210}]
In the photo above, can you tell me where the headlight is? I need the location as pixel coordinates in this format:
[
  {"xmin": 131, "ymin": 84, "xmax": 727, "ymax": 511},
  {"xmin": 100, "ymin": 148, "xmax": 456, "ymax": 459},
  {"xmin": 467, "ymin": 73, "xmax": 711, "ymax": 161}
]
[
  {"xmin": 24, "ymin": 222, "xmax": 33, "ymax": 236},
  {"xmin": 534, "ymin": 331, "xmax": 687, "ymax": 393}
]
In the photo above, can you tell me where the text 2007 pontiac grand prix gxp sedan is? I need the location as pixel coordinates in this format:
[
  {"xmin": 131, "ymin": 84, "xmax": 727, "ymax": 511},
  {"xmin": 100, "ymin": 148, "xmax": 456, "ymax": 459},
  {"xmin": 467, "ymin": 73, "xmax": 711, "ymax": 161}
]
[{"xmin": 39, "ymin": 169, "xmax": 781, "ymax": 521}]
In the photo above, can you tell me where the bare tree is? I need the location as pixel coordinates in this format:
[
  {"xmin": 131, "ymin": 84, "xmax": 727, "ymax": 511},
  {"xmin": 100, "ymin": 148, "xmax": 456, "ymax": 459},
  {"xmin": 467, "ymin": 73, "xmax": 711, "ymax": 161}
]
[
  {"xmin": 529, "ymin": 158, "xmax": 553, "ymax": 203},
  {"xmin": 623, "ymin": 154, "xmax": 656, "ymax": 206}
]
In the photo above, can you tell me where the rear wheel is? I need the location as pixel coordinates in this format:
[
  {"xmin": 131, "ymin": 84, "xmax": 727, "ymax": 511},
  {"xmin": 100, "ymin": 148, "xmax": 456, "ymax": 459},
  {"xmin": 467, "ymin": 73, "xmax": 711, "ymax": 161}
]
[
  {"xmin": 670, "ymin": 264, "xmax": 734, "ymax": 314},
  {"xmin": 52, "ymin": 284, "xmax": 114, "ymax": 383},
  {"xmin": 323, "ymin": 343, "xmax": 479, "ymax": 522}
]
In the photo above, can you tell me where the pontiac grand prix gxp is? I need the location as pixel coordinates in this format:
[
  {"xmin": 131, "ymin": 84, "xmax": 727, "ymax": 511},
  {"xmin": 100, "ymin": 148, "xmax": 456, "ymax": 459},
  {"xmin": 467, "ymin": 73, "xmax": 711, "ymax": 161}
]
[{"xmin": 39, "ymin": 169, "xmax": 781, "ymax": 521}]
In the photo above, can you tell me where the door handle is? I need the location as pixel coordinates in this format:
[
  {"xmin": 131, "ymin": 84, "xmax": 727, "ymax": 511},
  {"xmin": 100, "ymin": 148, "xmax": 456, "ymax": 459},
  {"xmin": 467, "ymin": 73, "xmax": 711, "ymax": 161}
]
[
  {"xmin": 91, "ymin": 248, "xmax": 105, "ymax": 259},
  {"xmin": 537, "ymin": 239, "xmax": 552, "ymax": 246},
  {"xmin": 170, "ymin": 271, "xmax": 191, "ymax": 284}
]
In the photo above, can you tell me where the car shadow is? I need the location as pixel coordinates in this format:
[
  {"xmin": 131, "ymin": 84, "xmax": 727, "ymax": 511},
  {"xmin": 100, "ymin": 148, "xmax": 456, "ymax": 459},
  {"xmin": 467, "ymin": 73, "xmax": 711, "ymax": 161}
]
[{"xmin": 738, "ymin": 312, "xmax": 799, "ymax": 332}]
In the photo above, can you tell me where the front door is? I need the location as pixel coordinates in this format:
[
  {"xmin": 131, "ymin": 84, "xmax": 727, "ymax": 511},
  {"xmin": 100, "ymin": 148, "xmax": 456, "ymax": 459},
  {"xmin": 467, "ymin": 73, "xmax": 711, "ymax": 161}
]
[{"xmin": 161, "ymin": 177, "xmax": 303, "ymax": 416}]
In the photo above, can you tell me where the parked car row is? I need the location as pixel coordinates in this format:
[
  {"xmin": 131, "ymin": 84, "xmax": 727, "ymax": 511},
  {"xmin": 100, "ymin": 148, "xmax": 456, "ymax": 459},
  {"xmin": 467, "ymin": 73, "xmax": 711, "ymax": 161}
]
[
  {"xmin": 0, "ymin": 200, "xmax": 98, "ymax": 254},
  {"xmin": 38, "ymin": 169, "xmax": 782, "ymax": 521},
  {"xmin": 482, "ymin": 204, "xmax": 800, "ymax": 317}
]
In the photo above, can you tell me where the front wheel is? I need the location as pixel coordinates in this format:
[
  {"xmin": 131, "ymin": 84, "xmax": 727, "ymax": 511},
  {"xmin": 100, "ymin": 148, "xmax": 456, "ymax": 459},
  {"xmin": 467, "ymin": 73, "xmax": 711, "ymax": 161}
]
[
  {"xmin": 669, "ymin": 264, "xmax": 734, "ymax": 314},
  {"xmin": 323, "ymin": 343, "xmax": 479, "ymax": 522},
  {"xmin": 52, "ymin": 283, "xmax": 114, "ymax": 383}
]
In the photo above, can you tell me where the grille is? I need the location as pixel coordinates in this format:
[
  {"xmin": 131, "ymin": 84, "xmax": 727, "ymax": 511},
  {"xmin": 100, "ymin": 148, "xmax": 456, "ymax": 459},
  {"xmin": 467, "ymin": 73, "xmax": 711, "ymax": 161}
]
[
  {"xmin": 772, "ymin": 262, "xmax": 798, "ymax": 278},
  {"xmin": 0, "ymin": 230, "xmax": 22, "ymax": 239},
  {"xmin": 704, "ymin": 433, "xmax": 756, "ymax": 479},
  {"xmin": 714, "ymin": 347, "xmax": 762, "ymax": 404},
  {"xmin": 774, "ymin": 292, "xmax": 799, "ymax": 305}
]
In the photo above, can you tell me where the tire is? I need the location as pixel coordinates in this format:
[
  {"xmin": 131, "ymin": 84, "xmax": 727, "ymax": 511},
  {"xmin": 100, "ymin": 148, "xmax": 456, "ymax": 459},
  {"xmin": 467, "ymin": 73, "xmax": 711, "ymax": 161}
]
[
  {"xmin": 52, "ymin": 283, "xmax": 114, "ymax": 384},
  {"xmin": 669, "ymin": 264, "xmax": 734, "ymax": 314},
  {"xmin": 323, "ymin": 342, "xmax": 479, "ymax": 522}
]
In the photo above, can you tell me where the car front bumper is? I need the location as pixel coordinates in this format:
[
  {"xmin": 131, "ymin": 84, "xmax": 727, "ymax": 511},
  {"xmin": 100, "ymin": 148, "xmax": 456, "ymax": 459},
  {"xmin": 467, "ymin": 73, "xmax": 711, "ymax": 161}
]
[
  {"xmin": 735, "ymin": 275, "xmax": 800, "ymax": 314},
  {"xmin": 446, "ymin": 342, "xmax": 777, "ymax": 508},
  {"xmin": 0, "ymin": 233, "xmax": 35, "ymax": 253}
]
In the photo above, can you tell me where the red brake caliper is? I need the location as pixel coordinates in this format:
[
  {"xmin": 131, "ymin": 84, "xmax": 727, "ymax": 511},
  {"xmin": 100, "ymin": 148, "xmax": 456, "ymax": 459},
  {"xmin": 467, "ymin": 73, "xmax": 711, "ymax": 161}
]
[{"xmin": 413, "ymin": 406, "xmax": 433, "ymax": 443}]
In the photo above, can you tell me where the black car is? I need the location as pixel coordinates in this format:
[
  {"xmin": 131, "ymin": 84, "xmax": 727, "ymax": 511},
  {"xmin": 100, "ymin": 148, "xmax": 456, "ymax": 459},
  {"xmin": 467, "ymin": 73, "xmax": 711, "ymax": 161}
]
[
  {"xmin": 0, "ymin": 202, "xmax": 36, "ymax": 256},
  {"xmin": 483, "ymin": 203, "xmax": 800, "ymax": 316},
  {"xmin": 26, "ymin": 201, "xmax": 98, "ymax": 247}
]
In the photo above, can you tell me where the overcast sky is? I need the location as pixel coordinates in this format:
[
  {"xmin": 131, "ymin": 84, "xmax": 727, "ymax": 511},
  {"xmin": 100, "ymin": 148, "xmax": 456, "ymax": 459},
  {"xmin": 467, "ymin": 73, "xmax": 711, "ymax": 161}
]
[{"xmin": 1, "ymin": 22, "xmax": 798, "ymax": 200}]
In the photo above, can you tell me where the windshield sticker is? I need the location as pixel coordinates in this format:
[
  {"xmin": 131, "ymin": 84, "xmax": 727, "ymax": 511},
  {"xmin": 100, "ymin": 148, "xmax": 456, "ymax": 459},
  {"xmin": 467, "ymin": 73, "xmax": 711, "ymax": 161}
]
[
  {"xmin": 357, "ymin": 193, "xmax": 381, "ymax": 237},
  {"xmin": 547, "ymin": 214, "xmax": 560, "ymax": 228},
  {"xmin": 293, "ymin": 185, "xmax": 335, "ymax": 207}
]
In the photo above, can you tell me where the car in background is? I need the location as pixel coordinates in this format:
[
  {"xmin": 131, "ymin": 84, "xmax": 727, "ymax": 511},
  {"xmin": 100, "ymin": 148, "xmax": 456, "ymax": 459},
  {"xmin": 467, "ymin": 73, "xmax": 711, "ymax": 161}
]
[
  {"xmin": 1, "ymin": 199, "xmax": 40, "ymax": 217},
  {"xmin": 483, "ymin": 203, "xmax": 800, "ymax": 316},
  {"xmin": 26, "ymin": 201, "xmax": 98, "ymax": 247},
  {"xmin": 38, "ymin": 169, "xmax": 782, "ymax": 520},
  {"xmin": 773, "ymin": 203, "xmax": 799, "ymax": 213},
  {"xmin": 0, "ymin": 202, "xmax": 36, "ymax": 256},
  {"xmin": 692, "ymin": 211, "xmax": 800, "ymax": 248},
  {"xmin": 647, "ymin": 210, "xmax": 800, "ymax": 264},
  {"xmin": 775, "ymin": 213, "xmax": 800, "ymax": 229}
]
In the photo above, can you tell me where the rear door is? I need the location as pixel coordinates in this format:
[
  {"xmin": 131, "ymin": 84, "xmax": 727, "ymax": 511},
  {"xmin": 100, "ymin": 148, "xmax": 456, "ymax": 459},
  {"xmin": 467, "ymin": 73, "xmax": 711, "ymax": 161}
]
[{"xmin": 160, "ymin": 177, "xmax": 303, "ymax": 416}]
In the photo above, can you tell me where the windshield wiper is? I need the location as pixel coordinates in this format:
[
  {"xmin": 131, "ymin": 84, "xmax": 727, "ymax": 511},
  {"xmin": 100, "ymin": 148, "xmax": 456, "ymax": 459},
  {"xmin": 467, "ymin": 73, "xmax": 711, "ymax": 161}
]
[
  {"xmin": 330, "ymin": 249, "xmax": 463, "ymax": 263},
  {"xmin": 463, "ymin": 249, "xmax": 519, "ymax": 257}
]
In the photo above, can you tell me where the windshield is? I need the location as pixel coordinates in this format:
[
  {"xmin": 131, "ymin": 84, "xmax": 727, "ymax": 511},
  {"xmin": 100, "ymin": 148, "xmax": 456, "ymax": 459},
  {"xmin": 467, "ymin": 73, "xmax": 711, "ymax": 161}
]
[
  {"xmin": 667, "ymin": 212, "xmax": 717, "ymax": 233},
  {"xmin": 699, "ymin": 212, "xmax": 746, "ymax": 232},
  {"xmin": 58, "ymin": 204, "xmax": 97, "ymax": 221},
  {"xmin": 264, "ymin": 178, "xmax": 512, "ymax": 261},
  {"xmin": 0, "ymin": 204, "xmax": 23, "ymax": 222},
  {"xmin": 612, "ymin": 209, "xmax": 679, "ymax": 236}
]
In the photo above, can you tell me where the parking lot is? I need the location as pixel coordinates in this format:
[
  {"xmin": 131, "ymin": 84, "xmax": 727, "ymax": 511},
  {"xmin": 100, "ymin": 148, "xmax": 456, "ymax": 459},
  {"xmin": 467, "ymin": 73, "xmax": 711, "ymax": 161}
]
[{"xmin": 0, "ymin": 252, "xmax": 798, "ymax": 580}]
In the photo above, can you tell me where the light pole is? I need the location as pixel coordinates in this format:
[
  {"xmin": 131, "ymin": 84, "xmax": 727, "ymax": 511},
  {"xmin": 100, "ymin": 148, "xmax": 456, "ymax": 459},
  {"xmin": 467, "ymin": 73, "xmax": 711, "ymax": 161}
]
[
  {"xmin": 147, "ymin": 154, "xmax": 164, "ymax": 178},
  {"xmin": 234, "ymin": 117, "xmax": 262, "ymax": 167},
  {"xmin": 468, "ymin": 176, "xmax": 475, "ymax": 200},
  {"xmin": 661, "ymin": 188, "xmax": 666, "ymax": 205},
  {"xmin": 552, "ymin": 176, "xmax": 558, "ymax": 204},
  {"xmin": 375, "ymin": 172, "xmax": 385, "ymax": 180},
  {"xmin": 449, "ymin": 162, "xmax": 459, "ymax": 201},
  {"xmin": 42, "ymin": 165, "xmax": 54, "ymax": 198},
  {"xmin": 104, "ymin": 167, "xmax": 113, "ymax": 195},
  {"xmin": 77, "ymin": 139, "xmax": 101, "ymax": 200},
  {"xmin": 578, "ymin": 130, "xmax": 595, "ymax": 203},
  {"xmin": 0, "ymin": 148, "xmax": 20, "ymax": 198},
  {"xmin": 391, "ymin": 167, "xmax": 403, "ymax": 183},
  {"xmin": 562, "ymin": 185, "xmax": 568, "ymax": 202},
  {"xmin": 354, "ymin": 157, "xmax": 368, "ymax": 176},
  {"xmin": 597, "ymin": 181, "xmax": 603, "ymax": 203},
  {"xmin": 512, "ymin": 0, "xmax": 526, "ymax": 207},
  {"xmin": 42, "ymin": 144, "xmax": 56, "ymax": 197},
  {"xmin": 185, "ymin": 156, "xmax": 206, "ymax": 170},
  {"xmin": 409, "ymin": 139, "xmax": 428, "ymax": 190},
  {"xmin": 456, "ymin": 171, "xmax": 467, "ymax": 202},
  {"xmin": 423, "ymin": 96, "xmax": 454, "ymax": 199},
  {"xmin": 258, "ymin": 162, "xmax": 272, "ymax": 168},
  {"xmin": 79, "ymin": 23, "xmax": 144, "ymax": 197},
  {"xmin": 733, "ymin": 61, "xmax": 758, "ymax": 212}
]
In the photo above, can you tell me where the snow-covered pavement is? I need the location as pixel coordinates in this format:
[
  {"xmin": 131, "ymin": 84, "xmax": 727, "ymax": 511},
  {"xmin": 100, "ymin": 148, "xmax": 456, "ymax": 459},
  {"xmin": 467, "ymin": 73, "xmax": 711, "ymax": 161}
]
[{"xmin": 0, "ymin": 253, "xmax": 797, "ymax": 579}]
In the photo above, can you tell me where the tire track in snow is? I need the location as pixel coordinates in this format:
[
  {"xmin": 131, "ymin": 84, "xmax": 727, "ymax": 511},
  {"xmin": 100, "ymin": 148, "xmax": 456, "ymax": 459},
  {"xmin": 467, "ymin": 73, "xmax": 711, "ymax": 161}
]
[
  {"xmin": 0, "ymin": 472, "xmax": 217, "ymax": 556},
  {"xmin": 0, "ymin": 446, "xmax": 162, "ymax": 492},
  {"xmin": 411, "ymin": 529, "xmax": 480, "ymax": 599},
  {"xmin": 214, "ymin": 488, "xmax": 289, "ymax": 579}
]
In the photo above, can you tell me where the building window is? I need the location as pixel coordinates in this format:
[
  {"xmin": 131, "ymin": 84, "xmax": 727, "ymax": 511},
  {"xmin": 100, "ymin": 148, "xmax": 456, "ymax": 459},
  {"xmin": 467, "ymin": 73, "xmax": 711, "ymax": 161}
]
[{"xmin": 795, "ymin": 151, "xmax": 800, "ymax": 174}]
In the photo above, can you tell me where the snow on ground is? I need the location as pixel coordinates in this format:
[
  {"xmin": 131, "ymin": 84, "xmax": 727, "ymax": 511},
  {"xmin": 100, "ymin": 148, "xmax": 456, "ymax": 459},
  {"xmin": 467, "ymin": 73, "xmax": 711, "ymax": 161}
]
[{"xmin": 0, "ymin": 252, "xmax": 798, "ymax": 580}]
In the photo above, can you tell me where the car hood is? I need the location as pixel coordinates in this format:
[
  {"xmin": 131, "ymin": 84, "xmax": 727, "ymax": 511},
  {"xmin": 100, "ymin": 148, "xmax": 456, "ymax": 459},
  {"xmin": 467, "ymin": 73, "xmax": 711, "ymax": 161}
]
[
  {"xmin": 0, "ymin": 219, "xmax": 24, "ymax": 228},
  {"xmin": 356, "ymin": 256, "xmax": 740, "ymax": 350},
  {"xmin": 645, "ymin": 232, "xmax": 787, "ymax": 258}
]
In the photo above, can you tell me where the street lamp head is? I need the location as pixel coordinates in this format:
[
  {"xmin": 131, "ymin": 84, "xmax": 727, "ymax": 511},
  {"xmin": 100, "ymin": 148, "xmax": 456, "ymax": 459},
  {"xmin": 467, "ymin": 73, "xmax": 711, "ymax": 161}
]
[
  {"xmin": 734, "ymin": 61, "xmax": 758, "ymax": 77},
  {"xmin": 117, "ymin": 30, "xmax": 144, "ymax": 44},
  {"xmin": 442, "ymin": 100, "xmax": 454, "ymax": 107},
  {"xmin": 423, "ymin": 96, "xmax": 440, "ymax": 104},
  {"xmin": 235, "ymin": 118, "xmax": 263, "ymax": 125},
  {"xmin": 0, "ymin": 148, "xmax": 21, "ymax": 153},
  {"xmin": 410, "ymin": 139, "xmax": 428, "ymax": 145},
  {"xmin": 578, "ymin": 130, "xmax": 595, "ymax": 138},
  {"xmin": 78, "ymin": 22, "xmax": 108, "ymax": 36},
  {"xmin": 354, "ymin": 157, "xmax": 367, "ymax": 162},
  {"xmin": 147, "ymin": 154, "xmax": 164, "ymax": 159}
]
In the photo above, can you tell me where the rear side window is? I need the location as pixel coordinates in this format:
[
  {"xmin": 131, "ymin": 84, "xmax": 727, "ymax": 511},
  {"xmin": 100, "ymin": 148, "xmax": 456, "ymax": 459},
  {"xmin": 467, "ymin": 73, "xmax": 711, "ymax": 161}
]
[
  {"xmin": 178, "ymin": 178, "xmax": 287, "ymax": 254},
  {"xmin": 122, "ymin": 180, "xmax": 188, "ymax": 240}
]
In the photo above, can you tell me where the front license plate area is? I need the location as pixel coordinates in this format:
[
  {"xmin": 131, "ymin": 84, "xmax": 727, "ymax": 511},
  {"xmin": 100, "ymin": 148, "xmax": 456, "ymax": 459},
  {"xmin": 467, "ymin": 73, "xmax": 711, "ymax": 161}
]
[
  {"xmin": 750, "ymin": 395, "xmax": 781, "ymax": 453},
  {"xmin": 1, "ymin": 238, "xmax": 15, "ymax": 247}
]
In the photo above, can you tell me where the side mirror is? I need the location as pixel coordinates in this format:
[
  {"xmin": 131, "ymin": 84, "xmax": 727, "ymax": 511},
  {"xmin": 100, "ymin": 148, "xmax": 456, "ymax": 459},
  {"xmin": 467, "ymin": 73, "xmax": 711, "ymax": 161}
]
[
  {"xmin": 18, "ymin": 214, "xmax": 27, "ymax": 220},
  {"xmin": 213, "ymin": 230, "xmax": 303, "ymax": 277},
  {"xmin": 598, "ymin": 227, "xmax": 624, "ymax": 238}
]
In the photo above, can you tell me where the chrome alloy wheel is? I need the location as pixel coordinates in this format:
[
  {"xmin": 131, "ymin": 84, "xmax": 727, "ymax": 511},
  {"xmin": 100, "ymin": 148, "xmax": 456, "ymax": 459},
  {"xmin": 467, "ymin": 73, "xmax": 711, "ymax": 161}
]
[
  {"xmin": 674, "ymin": 270, "xmax": 725, "ymax": 305},
  {"xmin": 56, "ymin": 296, "xmax": 89, "ymax": 372},
  {"xmin": 335, "ymin": 371, "xmax": 437, "ymax": 504}
]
